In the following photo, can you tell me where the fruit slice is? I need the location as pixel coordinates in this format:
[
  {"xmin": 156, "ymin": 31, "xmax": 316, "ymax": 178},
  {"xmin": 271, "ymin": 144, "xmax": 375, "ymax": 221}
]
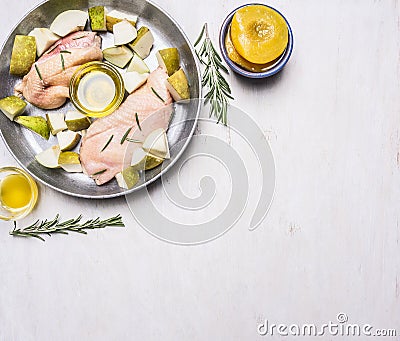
[
  {"xmin": 113, "ymin": 19, "xmax": 137, "ymax": 45},
  {"xmin": 128, "ymin": 26, "xmax": 154, "ymax": 59},
  {"xmin": 156, "ymin": 48, "xmax": 180, "ymax": 76},
  {"xmin": 0, "ymin": 96, "xmax": 27, "ymax": 121},
  {"xmin": 35, "ymin": 145, "xmax": 61, "ymax": 168},
  {"xmin": 58, "ymin": 151, "xmax": 82, "ymax": 172},
  {"xmin": 122, "ymin": 71, "xmax": 149, "ymax": 94},
  {"xmin": 46, "ymin": 112, "xmax": 67, "ymax": 135},
  {"xmin": 9, "ymin": 35, "xmax": 36, "ymax": 76},
  {"xmin": 127, "ymin": 53, "xmax": 150, "ymax": 74},
  {"xmin": 166, "ymin": 69, "xmax": 190, "ymax": 101},
  {"xmin": 88, "ymin": 6, "xmax": 107, "ymax": 31},
  {"xmin": 225, "ymin": 26, "xmax": 278, "ymax": 72},
  {"xmin": 142, "ymin": 128, "xmax": 170, "ymax": 159},
  {"xmin": 50, "ymin": 10, "xmax": 88, "ymax": 37},
  {"xmin": 230, "ymin": 5, "xmax": 288, "ymax": 64},
  {"xmin": 106, "ymin": 10, "xmax": 138, "ymax": 32},
  {"xmin": 103, "ymin": 45, "xmax": 133, "ymax": 68},
  {"xmin": 115, "ymin": 166, "xmax": 139, "ymax": 189},
  {"xmin": 65, "ymin": 111, "xmax": 91, "ymax": 131},
  {"xmin": 15, "ymin": 116, "xmax": 50, "ymax": 140},
  {"xmin": 57, "ymin": 130, "xmax": 81, "ymax": 151},
  {"xmin": 131, "ymin": 148, "xmax": 164, "ymax": 171},
  {"xmin": 28, "ymin": 28, "xmax": 60, "ymax": 57}
]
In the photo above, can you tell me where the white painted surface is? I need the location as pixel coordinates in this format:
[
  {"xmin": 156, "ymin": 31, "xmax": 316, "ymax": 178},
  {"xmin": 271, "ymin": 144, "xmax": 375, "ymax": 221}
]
[{"xmin": 0, "ymin": 0, "xmax": 399, "ymax": 340}]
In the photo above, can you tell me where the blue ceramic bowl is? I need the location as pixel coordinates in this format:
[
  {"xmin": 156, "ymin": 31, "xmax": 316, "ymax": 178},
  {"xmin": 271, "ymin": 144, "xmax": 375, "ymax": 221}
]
[{"xmin": 219, "ymin": 3, "xmax": 293, "ymax": 78}]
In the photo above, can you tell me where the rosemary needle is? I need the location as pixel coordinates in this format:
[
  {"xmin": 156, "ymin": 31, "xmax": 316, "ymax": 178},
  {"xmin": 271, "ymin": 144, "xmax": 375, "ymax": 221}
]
[
  {"xmin": 126, "ymin": 138, "xmax": 141, "ymax": 143},
  {"xmin": 61, "ymin": 54, "xmax": 65, "ymax": 71},
  {"xmin": 34, "ymin": 64, "xmax": 43, "ymax": 81},
  {"xmin": 92, "ymin": 169, "xmax": 107, "ymax": 176},
  {"xmin": 120, "ymin": 127, "xmax": 133, "ymax": 144},
  {"xmin": 135, "ymin": 113, "xmax": 142, "ymax": 131},
  {"xmin": 60, "ymin": 50, "xmax": 71, "ymax": 54},
  {"xmin": 151, "ymin": 87, "xmax": 165, "ymax": 103},
  {"xmin": 101, "ymin": 135, "xmax": 113, "ymax": 152}
]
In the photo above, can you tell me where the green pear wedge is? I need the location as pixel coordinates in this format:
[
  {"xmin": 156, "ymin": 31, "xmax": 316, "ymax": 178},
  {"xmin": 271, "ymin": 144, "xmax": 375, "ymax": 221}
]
[
  {"xmin": 15, "ymin": 116, "xmax": 50, "ymax": 140},
  {"xmin": 58, "ymin": 151, "xmax": 82, "ymax": 173},
  {"xmin": 88, "ymin": 6, "xmax": 107, "ymax": 31},
  {"xmin": 0, "ymin": 96, "xmax": 27, "ymax": 121},
  {"xmin": 115, "ymin": 166, "xmax": 139, "ymax": 189},
  {"xmin": 156, "ymin": 48, "xmax": 180, "ymax": 76},
  {"xmin": 9, "ymin": 35, "xmax": 36, "ymax": 76},
  {"xmin": 166, "ymin": 69, "xmax": 190, "ymax": 101}
]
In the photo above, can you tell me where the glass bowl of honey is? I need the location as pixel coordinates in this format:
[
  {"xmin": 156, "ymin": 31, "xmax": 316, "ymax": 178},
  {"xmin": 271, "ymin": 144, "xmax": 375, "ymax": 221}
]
[
  {"xmin": 69, "ymin": 61, "xmax": 125, "ymax": 118},
  {"xmin": 0, "ymin": 167, "xmax": 38, "ymax": 221}
]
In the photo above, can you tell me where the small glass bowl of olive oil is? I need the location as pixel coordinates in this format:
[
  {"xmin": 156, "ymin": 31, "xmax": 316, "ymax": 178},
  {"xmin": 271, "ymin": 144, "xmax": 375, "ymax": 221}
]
[
  {"xmin": 0, "ymin": 167, "xmax": 38, "ymax": 221},
  {"xmin": 69, "ymin": 61, "xmax": 125, "ymax": 118}
]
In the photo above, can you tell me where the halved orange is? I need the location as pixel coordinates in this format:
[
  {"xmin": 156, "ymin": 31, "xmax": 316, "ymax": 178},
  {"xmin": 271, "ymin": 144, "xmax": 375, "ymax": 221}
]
[{"xmin": 231, "ymin": 5, "xmax": 288, "ymax": 64}]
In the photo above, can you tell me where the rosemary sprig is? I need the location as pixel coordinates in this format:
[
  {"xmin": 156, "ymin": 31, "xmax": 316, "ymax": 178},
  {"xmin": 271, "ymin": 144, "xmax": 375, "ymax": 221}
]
[
  {"xmin": 151, "ymin": 87, "xmax": 165, "ymax": 102},
  {"xmin": 34, "ymin": 64, "xmax": 43, "ymax": 81},
  {"xmin": 61, "ymin": 54, "xmax": 65, "ymax": 71},
  {"xmin": 10, "ymin": 214, "xmax": 124, "ymax": 241},
  {"xmin": 101, "ymin": 134, "xmax": 113, "ymax": 152},
  {"xmin": 135, "ymin": 113, "xmax": 142, "ymax": 131},
  {"xmin": 194, "ymin": 23, "xmax": 234, "ymax": 125},
  {"xmin": 92, "ymin": 169, "xmax": 107, "ymax": 176}
]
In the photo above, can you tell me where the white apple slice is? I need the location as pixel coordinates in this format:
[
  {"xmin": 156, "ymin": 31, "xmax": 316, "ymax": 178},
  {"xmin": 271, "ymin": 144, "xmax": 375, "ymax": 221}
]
[
  {"xmin": 28, "ymin": 28, "xmax": 60, "ymax": 57},
  {"xmin": 127, "ymin": 53, "xmax": 150, "ymax": 74},
  {"xmin": 35, "ymin": 145, "xmax": 61, "ymax": 168},
  {"xmin": 113, "ymin": 19, "xmax": 137, "ymax": 45},
  {"xmin": 57, "ymin": 130, "xmax": 81, "ymax": 151},
  {"xmin": 106, "ymin": 10, "xmax": 138, "ymax": 31},
  {"xmin": 103, "ymin": 46, "xmax": 133, "ymax": 68},
  {"xmin": 142, "ymin": 128, "xmax": 170, "ymax": 159},
  {"xmin": 46, "ymin": 113, "xmax": 67, "ymax": 135},
  {"xmin": 50, "ymin": 10, "xmax": 88, "ymax": 37},
  {"xmin": 122, "ymin": 71, "xmax": 149, "ymax": 94},
  {"xmin": 128, "ymin": 26, "xmax": 154, "ymax": 59}
]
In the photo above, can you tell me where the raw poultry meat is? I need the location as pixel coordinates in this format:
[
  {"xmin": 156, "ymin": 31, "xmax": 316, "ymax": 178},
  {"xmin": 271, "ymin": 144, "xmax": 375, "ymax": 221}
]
[
  {"xmin": 80, "ymin": 68, "xmax": 173, "ymax": 185},
  {"xmin": 14, "ymin": 32, "xmax": 102, "ymax": 109}
]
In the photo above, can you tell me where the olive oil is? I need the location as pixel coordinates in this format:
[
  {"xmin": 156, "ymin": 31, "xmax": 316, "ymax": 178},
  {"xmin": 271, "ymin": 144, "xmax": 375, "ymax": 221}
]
[
  {"xmin": 0, "ymin": 167, "xmax": 38, "ymax": 221},
  {"xmin": 77, "ymin": 71, "xmax": 116, "ymax": 112},
  {"xmin": 0, "ymin": 174, "xmax": 32, "ymax": 210},
  {"xmin": 69, "ymin": 61, "xmax": 124, "ymax": 118}
]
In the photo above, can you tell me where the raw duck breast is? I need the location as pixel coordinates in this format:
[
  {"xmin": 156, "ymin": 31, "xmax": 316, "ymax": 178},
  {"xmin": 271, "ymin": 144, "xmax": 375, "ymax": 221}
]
[
  {"xmin": 80, "ymin": 67, "xmax": 173, "ymax": 185},
  {"xmin": 14, "ymin": 32, "xmax": 102, "ymax": 109}
]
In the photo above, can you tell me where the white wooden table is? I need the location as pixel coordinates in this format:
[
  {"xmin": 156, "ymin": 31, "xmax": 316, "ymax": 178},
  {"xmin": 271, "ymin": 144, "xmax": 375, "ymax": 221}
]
[{"xmin": 1, "ymin": 0, "xmax": 399, "ymax": 340}]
